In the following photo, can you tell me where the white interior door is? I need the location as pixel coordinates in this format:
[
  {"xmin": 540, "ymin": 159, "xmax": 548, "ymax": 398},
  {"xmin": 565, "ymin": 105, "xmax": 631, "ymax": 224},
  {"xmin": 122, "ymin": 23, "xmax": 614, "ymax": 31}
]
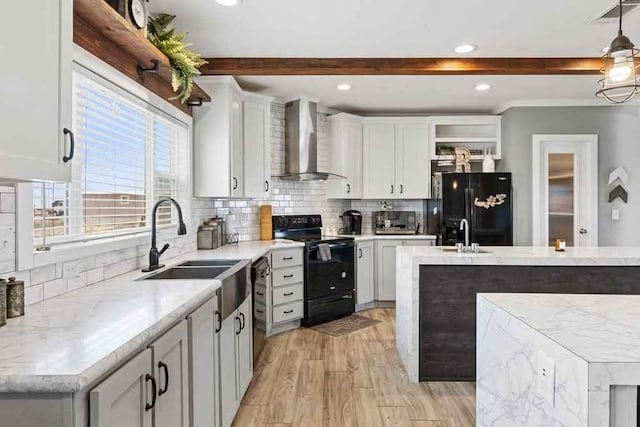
[{"xmin": 532, "ymin": 135, "xmax": 598, "ymax": 247}]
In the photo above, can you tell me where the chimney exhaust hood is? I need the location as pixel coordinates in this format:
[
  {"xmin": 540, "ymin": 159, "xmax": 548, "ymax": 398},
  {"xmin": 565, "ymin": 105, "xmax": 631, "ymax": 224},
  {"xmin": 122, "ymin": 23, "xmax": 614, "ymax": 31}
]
[{"xmin": 279, "ymin": 99, "xmax": 345, "ymax": 181}]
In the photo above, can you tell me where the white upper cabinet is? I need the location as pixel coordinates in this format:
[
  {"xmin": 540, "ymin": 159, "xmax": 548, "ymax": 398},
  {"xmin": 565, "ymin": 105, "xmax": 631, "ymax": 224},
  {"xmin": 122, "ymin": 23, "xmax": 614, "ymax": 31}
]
[
  {"xmin": 327, "ymin": 113, "xmax": 364, "ymax": 199},
  {"xmin": 363, "ymin": 121, "xmax": 397, "ymax": 199},
  {"xmin": 0, "ymin": 0, "xmax": 73, "ymax": 182},
  {"xmin": 363, "ymin": 118, "xmax": 430, "ymax": 199},
  {"xmin": 395, "ymin": 121, "xmax": 430, "ymax": 198},
  {"xmin": 194, "ymin": 77, "xmax": 244, "ymax": 198},
  {"xmin": 243, "ymin": 94, "xmax": 272, "ymax": 199}
]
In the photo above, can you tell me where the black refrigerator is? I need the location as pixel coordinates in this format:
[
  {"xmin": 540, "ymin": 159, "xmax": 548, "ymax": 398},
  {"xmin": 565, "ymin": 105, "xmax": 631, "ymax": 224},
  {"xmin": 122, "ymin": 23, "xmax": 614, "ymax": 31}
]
[{"xmin": 441, "ymin": 173, "xmax": 513, "ymax": 246}]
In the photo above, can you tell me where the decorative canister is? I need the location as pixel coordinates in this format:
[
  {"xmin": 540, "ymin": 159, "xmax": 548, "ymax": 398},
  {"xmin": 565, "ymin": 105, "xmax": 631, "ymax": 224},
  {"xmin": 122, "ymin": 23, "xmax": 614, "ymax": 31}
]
[
  {"xmin": 197, "ymin": 223, "xmax": 216, "ymax": 250},
  {"xmin": 6, "ymin": 277, "xmax": 25, "ymax": 318},
  {"xmin": 0, "ymin": 279, "xmax": 6, "ymax": 327}
]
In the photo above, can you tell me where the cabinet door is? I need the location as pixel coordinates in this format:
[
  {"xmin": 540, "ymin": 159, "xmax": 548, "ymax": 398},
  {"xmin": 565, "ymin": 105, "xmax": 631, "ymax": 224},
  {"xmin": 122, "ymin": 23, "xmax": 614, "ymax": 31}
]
[
  {"xmin": 236, "ymin": 296, "xmax": 254, "ymax": 398},
  {"xmin": 356, "ymin": 241, "xmax": 374, "ymax": 305},
  {"xmin": 188, "ymin": 297, "xmax": 220, "ymax": 427},
  {"xmin": 150, "ymin": 320, "xmax": 190, "ymax": 427},
  {"xmin": 230, "ymin": 88, "xmax": 244, "ymax": 197},
  {"xmin": 243, "ymin": 100, "xmax": 270, "ymax": 198},
  {"xmin": 376, "ymin": 240, "xmax": 403, "ymax": 301},
  {"xmin": 90, "ymin": 349, "xmax": 153, "ymax": 427},
  {"xmin": 220, "ymin": 313, "xmax": 239, "ymax": 427},
  {"xmin": 396, "ymin": 122, "xmax": 430, "ymax": 199},
  {"xmin": 344, "ymin": 120, "xmax": 363, "ymax": 198},
  {"xmin": 363, "ymin": 122, "xmax": 397, "ymax": 199},
  {"xmin": 0, "ymin": 0, "xmax": 72, "ymax": 182}
]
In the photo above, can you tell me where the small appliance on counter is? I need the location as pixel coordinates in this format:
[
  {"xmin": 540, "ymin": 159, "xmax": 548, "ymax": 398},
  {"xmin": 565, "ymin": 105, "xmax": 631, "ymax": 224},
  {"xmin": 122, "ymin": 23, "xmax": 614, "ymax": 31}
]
[
  {"xmin": 197, "ymin": 217, "xmax": 225, "ymax": 250},
  {"xmin": 374, "ymin": 211, "xmax": 418, "ymax": 235},
  {"xmin": 340, "ymin": 210, "xmax": 362, "ymax": 235}
]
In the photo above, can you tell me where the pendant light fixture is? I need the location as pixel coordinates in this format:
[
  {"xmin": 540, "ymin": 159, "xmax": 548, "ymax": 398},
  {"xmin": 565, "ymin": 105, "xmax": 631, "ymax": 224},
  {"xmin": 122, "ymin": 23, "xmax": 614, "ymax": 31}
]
[{"xmin": 596, "ymin": 0, "xmax": 640, "ymax": 104}]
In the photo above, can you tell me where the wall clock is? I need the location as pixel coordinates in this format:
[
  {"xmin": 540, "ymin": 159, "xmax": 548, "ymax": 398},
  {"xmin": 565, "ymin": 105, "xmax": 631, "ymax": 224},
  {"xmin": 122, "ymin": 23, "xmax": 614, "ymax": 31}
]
[{"xmin": 129, "ymin": 0, "xmax": 148, "ymax": 29}]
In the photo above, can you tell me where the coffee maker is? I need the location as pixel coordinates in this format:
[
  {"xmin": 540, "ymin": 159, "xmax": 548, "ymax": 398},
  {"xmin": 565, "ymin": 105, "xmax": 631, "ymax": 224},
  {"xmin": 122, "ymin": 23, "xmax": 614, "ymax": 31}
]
[{"xmin": 340, "ymin": 210, "xmax": 362, "ymax": 235}]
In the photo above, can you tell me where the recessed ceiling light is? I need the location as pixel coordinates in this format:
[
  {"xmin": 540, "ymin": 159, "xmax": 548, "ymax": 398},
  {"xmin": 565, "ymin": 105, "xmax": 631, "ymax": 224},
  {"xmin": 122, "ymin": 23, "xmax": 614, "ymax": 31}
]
[
  {"xmin": 337, "ymin": 83, "xmax": 352, "ymax": 91},
  {"xmin": 216, "ymin": 0, "xmax": 241, "ymax": 6},
  {"xmin": 475, "ymin": 83, "xmax": 491, "ymax": 91},
  {"xmin": 454, "ymin": 44, "xmax": 477, "ymax": 54}
]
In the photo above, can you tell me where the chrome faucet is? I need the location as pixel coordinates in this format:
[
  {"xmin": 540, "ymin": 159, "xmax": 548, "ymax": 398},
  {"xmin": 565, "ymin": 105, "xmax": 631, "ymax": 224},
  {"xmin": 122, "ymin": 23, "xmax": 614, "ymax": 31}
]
[
  {"xmin": 459, "ymin": 219, "xmax": 470, "ymax": 251},
  {"xmin": 143, "ymin": 198, "xmax": 187, "ymax": 272}
]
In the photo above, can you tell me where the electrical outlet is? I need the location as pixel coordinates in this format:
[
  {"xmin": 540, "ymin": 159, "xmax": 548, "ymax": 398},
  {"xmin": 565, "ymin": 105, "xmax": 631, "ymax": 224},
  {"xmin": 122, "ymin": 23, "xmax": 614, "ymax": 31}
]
[
  {"xmin": 537, "ymin": 351, "xmax": 555, "ymax": 407},
  {"xmin": 612, "ymin": 209, "xmax": 620, "ymax": 221}
]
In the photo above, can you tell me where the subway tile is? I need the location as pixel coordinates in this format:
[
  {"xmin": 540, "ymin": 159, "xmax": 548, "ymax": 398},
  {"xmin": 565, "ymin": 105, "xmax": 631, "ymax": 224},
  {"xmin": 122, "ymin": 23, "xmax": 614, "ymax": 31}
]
[
  {"xmin": 25, "ymin": 284, "xmax": 43, "ymax": 306},
  {"xmin": 86, "ymin": 267, "xmax": 104, "ymax": 285},
  {"xmin": 43, "ymin": 278, "xmax": 68, "ymax": 299},
  {"xmin": 30, "ymin": 264, "xmax": 57, "ymax": 285}
]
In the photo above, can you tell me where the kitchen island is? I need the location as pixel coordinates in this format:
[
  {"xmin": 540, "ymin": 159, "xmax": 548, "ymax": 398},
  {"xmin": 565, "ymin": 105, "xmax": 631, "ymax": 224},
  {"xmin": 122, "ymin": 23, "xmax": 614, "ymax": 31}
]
[
  {"xmin": 477, "ymin": 293, "xmax": 640, "ymax": 427},
  {"xmin": 395, "ymin": 246, "xmax": 640, "ymax": 383}
]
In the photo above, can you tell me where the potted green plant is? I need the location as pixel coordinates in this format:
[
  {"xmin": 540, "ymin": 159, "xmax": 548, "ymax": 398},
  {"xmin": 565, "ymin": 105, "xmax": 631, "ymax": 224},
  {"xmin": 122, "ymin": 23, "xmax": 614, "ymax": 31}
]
[{"xmin": 147, "ymin": 13, "xmax": 207, "ymax": 103}]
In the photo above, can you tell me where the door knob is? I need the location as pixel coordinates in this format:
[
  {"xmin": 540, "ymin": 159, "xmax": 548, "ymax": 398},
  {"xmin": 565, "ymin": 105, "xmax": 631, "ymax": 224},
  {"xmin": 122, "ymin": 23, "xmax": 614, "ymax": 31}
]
[{"xmin": 579, "ymin": 228, "xmax": 588, "ymax": 234}]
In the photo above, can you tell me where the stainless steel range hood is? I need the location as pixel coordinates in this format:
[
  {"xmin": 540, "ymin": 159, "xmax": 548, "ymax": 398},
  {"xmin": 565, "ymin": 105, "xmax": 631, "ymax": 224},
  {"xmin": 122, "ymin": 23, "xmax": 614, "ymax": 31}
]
[{"xmin": 279, "ymin": 99, "xmax": 345, "ymax": 181}]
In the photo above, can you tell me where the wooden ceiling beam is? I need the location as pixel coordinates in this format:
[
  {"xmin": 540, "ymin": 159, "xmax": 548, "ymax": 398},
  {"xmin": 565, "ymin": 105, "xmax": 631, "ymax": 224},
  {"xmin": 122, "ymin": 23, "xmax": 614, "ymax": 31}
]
[{"xmin": 200, "ymin": 57, "xmax": 604, "ymax": 76}]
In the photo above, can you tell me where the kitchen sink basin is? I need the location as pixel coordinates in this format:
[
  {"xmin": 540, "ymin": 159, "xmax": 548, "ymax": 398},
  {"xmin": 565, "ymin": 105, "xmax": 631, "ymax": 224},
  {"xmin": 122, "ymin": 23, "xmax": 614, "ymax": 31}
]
[
  {"xmin": 177, "ymin": 259, "xmax": 241, "ymax": 267},
  {"xmin": 142, "ymin": 266, "xmax": 232, "ymax": 280}
]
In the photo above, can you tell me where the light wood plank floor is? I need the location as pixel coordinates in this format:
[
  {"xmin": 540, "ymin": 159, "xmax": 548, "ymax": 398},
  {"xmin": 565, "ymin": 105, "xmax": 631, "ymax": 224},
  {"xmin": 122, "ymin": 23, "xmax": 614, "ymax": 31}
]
[{"xmin": 233, "ymin": 308, "xmax": 475, "ymax": 427}]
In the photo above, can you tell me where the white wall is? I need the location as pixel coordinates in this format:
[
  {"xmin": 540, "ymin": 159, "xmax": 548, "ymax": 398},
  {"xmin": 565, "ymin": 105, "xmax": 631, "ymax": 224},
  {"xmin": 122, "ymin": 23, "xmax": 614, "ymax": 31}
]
[{"xmin": 500, "ymin": 105, "xmax": 640, "ymax": 246}]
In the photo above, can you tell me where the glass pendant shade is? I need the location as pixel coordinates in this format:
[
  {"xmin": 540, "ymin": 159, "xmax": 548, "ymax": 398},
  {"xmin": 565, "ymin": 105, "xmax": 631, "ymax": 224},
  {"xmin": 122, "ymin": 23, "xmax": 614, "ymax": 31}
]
[{"xmin": 595, "ymin": 2, "xmax": 640, "ymax": 104}]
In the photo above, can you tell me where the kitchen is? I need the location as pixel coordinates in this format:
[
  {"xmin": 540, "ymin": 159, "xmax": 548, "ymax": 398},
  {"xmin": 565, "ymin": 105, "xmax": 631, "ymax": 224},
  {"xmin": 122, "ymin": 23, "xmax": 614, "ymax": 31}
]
[{"xmin": 1, "ymin": 1, "xmax": 640, "ymax": 427}]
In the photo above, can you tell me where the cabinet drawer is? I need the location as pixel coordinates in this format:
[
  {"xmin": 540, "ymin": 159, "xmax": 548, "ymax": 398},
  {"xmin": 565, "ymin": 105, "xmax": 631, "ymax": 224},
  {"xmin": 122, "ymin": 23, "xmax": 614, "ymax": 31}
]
[
  {"xmin": 272, "ymin": 283, "xmax": 303, "ymax": 306},
  {"xmin": 254, "ymin": 285, "xmax": 267, "ymax": 305},
  {"xmin": 272, "ymin": 301, "xmax": 303, "ymax": 324},
  {"xmin": 254, "ymin": 302, "xmax": 266, "ymax": 322},
  {"xmin": 272, "ymin": 266, "xmax": 304, "ymax": 288},
  {"xmin": 271, "ymin": 248, "xmax": 303, "ymax": 269}
]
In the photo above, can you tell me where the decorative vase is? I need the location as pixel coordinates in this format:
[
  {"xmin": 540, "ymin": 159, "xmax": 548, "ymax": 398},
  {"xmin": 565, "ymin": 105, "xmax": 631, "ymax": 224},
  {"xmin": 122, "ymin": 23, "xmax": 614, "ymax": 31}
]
[{"xmin": 482, "ymin": 150, "xmax": 495, "ymax": 173}]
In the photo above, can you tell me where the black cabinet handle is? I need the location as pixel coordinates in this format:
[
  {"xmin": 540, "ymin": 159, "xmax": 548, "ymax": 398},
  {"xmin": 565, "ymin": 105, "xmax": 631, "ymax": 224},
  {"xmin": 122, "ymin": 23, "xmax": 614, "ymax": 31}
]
[
  {"xmin": 235, "ymin": 316, "xmax": 242, "ymax": 335},
  {"xmin": 265, "ymin": 180, "xmax": 270, "ymax": 192},
  {"xmin": 283, "ymin": 256, "xmax": 293, "ymax": 261},
  {"xmin": 284, "ymin": 274, "xmax": 294, "ymax": 279},
  {"xmin": 256, "ymin": 308, "xmax": 264, "ymax": 314},
  {"xmin": 233, "ymin": 177, "xmax": 238, "ymax": 190},
  {"xmin": 63, "ymin": 128, "xmax": 75, "ymax": 163},
  {"xmin": 158, "ymin": 362, "xmax": 169, "ymax": 396},
  {"xmin": 390, "ymin": 184, "xmax": 394, "ymax": 194},
  {"xmin": 256, "ymin": 291, "xmax": 264, "ymax": 296},
  {"xmin": 284, "ymin": 310, "xmax": 294, "ymax": 314},
  {"xmin": 145, "ymin": 374, "xmax": 157, "ymax": 411},
  {"xmin": 283, "ymin": 292, "xmax": 294, "ymax": 296},
  {"xmin": 400, "ymin": 184, "xmax": 404, "ymax": 194},
  {"xmin": 214, "ymin": 310, "xmax": 221, "ymax": 333},
  {"xmin": 346, "ymin": 183, "xmax": 351, "ymax": 194},
  {"xmin": 358, "ymin": 248, "xmax": 363, "ymax": 258},
  {"xmin": 239, "ymin": 312, "xmax": 245, "ymax": 330}
]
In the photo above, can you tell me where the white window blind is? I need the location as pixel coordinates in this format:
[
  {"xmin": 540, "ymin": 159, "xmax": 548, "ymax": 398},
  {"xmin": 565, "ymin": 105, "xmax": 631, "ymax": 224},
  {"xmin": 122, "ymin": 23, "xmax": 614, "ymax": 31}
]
[{"xmin": 34, "ymin": 69, "xmax": 188, "ymax": 245}]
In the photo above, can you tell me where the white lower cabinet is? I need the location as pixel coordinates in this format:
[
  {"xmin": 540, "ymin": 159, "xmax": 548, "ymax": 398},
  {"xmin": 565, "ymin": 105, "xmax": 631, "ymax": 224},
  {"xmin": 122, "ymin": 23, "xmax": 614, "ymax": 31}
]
[
  {"xmin": 220, "ymin": 296, "xmax": 253, "ymax": 427},
  {"xmin": 375, "ymin": 239, "xmax": 436, "ymax": 301},
  {"xmin": 188, "ymin": 297, "xmax": 221, "ymax": 427},
  {"xmin": 356, "ymin": 241, "xmax": 374, "ymax": 306},
  {"xmin": 90, "ymin": 320, "xmax": 189, "ymax": 427}
]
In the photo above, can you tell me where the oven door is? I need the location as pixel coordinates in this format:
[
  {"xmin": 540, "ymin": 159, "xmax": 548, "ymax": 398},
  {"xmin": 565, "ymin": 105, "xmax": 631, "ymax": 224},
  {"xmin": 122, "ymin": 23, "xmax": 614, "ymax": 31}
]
[{"xmin": 305, "ymin": 241, "xmax": 355, "ymax": 300}]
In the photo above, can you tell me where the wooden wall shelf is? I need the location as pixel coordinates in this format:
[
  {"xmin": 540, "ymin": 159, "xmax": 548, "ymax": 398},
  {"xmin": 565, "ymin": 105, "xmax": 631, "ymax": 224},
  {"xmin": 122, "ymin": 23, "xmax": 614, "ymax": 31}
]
[{"xmin": 74, "ymin": 0, "xmax": 211, "ymax": 107}]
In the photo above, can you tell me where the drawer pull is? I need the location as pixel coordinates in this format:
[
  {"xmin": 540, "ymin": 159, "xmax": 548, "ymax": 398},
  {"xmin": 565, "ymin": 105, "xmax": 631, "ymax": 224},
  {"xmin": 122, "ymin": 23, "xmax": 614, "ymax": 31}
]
[
  {"xmin": 284, "ymin": 310, "xmax": 294, "ymax": 314},
  {"xmin": 256, "ymin": 309, "xmax": 264, "ymax": 313},
  {"xmin": 284, "ymin": 274, "xmax": 294, "ymax": 279},
  {"xmin": 283, "ymin": 256, "xmax": 294, "ymax": 261},
  {"xmin": 256, "ymin": 291, "xmax": 264, "ymax": 296},
  {"xmin": 283, "ymin": 292, "xmax": 294, "ymax": 296}
]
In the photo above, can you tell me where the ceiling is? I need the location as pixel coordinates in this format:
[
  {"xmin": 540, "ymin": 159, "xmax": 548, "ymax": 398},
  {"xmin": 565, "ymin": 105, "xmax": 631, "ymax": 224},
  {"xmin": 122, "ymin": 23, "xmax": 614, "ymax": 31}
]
[{"xmin": 149, "ymin": 0, "xmax": 640, "ymax": 113}]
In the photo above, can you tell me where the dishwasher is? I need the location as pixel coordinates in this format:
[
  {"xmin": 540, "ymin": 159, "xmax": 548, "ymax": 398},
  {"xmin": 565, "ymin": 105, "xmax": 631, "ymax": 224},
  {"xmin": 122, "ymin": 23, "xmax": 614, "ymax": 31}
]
[{"xmin": 251, "ymin": 256, "xmax": 270, "ymax": 366}]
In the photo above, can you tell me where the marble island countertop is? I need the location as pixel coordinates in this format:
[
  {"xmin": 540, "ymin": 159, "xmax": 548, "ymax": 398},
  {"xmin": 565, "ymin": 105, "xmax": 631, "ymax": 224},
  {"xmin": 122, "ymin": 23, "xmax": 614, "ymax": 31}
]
[
  {"xmin": 397, "ymin": 245, "xmax": 640, "ymax": 266},
  {"xmin": 0, "ymin": 240, "xmax": 303, "ymax": 393},
  {"xmin": 479, "ymin": 293, "xmax": 640, "ymax": 363},
  {"xmin": 338, "ymin": 233, "xmax": 437, "ymax": 242}
]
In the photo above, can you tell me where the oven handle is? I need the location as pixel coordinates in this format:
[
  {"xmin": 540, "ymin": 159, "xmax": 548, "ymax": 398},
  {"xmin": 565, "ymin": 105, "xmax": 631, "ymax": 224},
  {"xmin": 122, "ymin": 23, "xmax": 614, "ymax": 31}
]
[{"xmin": 309, "ymin": 242, "xmax": 354, "ymax": 250}]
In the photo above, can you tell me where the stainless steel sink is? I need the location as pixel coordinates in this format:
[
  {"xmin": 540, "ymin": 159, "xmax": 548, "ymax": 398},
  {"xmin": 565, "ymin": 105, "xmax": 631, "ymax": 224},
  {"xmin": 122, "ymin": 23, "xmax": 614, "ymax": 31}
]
[
  {"xmin": 177, "ymin": 259, "xmax": 241, "ymax": 267},
  {"xmin": 142, "ymin": 266, "xmax": 232, "ymax": 280}
]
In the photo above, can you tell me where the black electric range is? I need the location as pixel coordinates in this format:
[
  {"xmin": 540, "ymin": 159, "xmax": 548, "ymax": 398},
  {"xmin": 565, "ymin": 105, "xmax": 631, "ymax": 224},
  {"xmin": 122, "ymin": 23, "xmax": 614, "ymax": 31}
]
[{"xmin": 273, "ymin": 215, "xmax": 355, "ymax": 326}]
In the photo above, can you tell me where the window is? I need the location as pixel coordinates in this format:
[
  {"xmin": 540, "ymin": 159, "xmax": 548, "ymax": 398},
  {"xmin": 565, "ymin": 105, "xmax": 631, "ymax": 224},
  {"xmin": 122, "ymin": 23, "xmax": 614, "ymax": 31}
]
[{"xmin": 33, "ymin": 68, "xmax": 189, "ymax": 245}]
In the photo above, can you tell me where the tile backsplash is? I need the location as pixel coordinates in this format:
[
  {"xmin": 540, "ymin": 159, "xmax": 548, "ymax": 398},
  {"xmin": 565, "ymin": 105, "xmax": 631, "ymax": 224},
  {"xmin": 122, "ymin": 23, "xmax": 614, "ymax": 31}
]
[{"xmin": 0, "ymin": 103, "xmax": 426, "ymax": 306}]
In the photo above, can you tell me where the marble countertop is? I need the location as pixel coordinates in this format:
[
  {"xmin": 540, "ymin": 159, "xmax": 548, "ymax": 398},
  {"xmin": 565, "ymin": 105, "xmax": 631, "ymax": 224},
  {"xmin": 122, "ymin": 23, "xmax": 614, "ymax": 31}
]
[
  {"xmin": 0, "ymin": 240, "xmax": 304, "ymax": 393},
  {"xmin": 479, "ymin": 293, "xmax": 640, "ymax": 363},
  {"xmin": 338, "ymin": 233, "xmax": 437, "ymax": 242},
  {"xmin": 397, "ymin": 246, "xmax": 640, "ymax": 266}
]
